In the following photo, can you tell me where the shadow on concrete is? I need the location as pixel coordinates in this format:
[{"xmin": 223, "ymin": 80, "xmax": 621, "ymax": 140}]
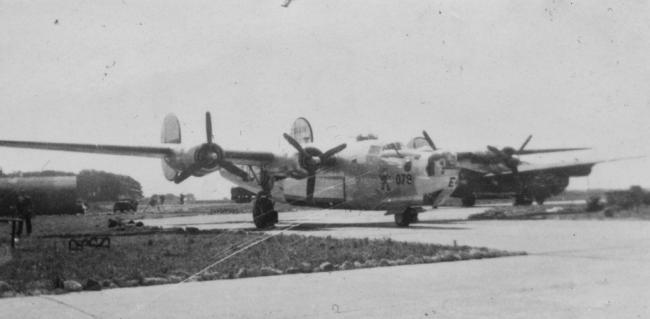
[
  {"xmin": 164, "ymin": 220, "xmax": 250, "ymax": 227},
  {"xmin": 155, "ymin": 218, "xmax": 472, "ymax": 232},
  {"xmin": 280, "ymin": 219, "xmax": 471, "ymax": 232}
]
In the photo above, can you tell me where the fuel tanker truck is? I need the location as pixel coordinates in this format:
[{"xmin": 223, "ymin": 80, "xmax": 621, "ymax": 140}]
[{"xmin": 0, "ymin": 175, "xmax": 86, "ymax": 215}]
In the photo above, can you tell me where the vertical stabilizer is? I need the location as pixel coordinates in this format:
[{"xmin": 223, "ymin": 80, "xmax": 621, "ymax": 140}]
[
  {"xmin": 161, "ymin": 114, "xmax": 181, "ymax": 144},
  {"xmin": 161, "ymin": 114, "xmax": 181, "ymax": 181},
  {"xmin": 290, "ymin": 117, "xmax": 314, "ymax": 145}
]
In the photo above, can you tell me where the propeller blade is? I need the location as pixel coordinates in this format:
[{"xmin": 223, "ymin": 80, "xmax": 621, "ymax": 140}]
[
  {"xmin": 220, "ymin": 161, "xmax": 250, "ymax": 181},
  {"xmin": 173, "ymin": 163, "xmax": 201, "ymax": 184},
  {"xmin": 283, "ymin": 133, "xmax": 308, "ymax": 157},
  {"xmin": 422, "ymin": 130, "xmax": 437, "ymax": 150},
  {"xmin": 517, "ymin": 135, "xmax": 532, "ymax": 154},
  {"xmin": 487, "ymin": 145, "xmax": 505, "ymax": 158},
  {"xmin": 206, "ymin": 112, "xmax": 213, "ymax": 144},
  {"xmin": 306, "ymin": 174, "xmax": 316, "ymax": 204},
  {"xmin": 321, "ymin": 143, "xmax": 347, "ymax": 159}
]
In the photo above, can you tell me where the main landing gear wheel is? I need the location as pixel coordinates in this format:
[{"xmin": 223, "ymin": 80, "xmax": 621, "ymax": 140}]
[
  {"xmin": 394, "ymin": 207, "xmax": 417, "ymax": 227},
  {"xmin": 513, "ymin": 194, "xmax": 533, "ymax": 206},
  {"xmin": 461, "ymin": 194, "xmax": 476, "ymax": 207},
  {"xmin": 253, "ymin": 193, "xmax": 278, "ymax": 229}
]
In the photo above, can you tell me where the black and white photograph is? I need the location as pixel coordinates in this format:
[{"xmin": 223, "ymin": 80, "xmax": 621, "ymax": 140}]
[{"xmin": 1, "ymin": 0, "xmax": 649, "ymax": 317}]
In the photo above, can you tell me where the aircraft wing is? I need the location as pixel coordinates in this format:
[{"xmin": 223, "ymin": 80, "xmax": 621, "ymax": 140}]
[
  {"xmin": 484, "ymin": 155, "xmax": 644, "ymax": 177},
  {"xmin": 0, "ymin": 140, "xmax": 276, "ymax": 166},
  {"xmin": 221, "ymin": 150, "xmax": 276, "ymax": 166},
  {"xmin": 516, "ymin": 147, "xmax": 591, "ymax": 155},
  {"xmin": 0, "ymin": 140, "xmax": 174, "ymax": 158},
  {"xmin": 457, "ymin": 147, "xmax": 591, "ymax": 162},
  {"xmin": 0, "ymin": 113, "xmax": 314, "ymax": 185}
]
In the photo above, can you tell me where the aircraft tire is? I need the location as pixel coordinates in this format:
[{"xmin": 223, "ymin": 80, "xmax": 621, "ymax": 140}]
[
  {"xmin": 461, "ymin": 194, "xmax": 476, "ymax": 207},
  {"xmin": 513, "ymin": 195, "xmax": 533, "ymax": 206},
  {"xmin": 253, "ymin": 196, "xmax": 277, "ymax": 229},
  {"xmin": 394, "ymin": 208, "xmax": 416, "ymax": 227},
  {"xmin": 535, "ymin": 196, "xmax": 546, "ymax": 205},
  {"xmin": 394, "ymin": 213, "xmax": 410, "ymax": 227}
]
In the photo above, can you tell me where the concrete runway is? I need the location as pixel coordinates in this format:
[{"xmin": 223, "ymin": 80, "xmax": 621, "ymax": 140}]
[{"xmin": 2, "ymin": 206, "xmax": 650, "ymax": 318}]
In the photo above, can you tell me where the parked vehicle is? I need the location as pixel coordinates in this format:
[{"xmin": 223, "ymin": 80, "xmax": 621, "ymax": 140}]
[
  {"xmin": 113, "ymin": 199, "xmax": 138, "ymax": 213},
  {"xmin": 231, "ymin": 187, "xmax": 255, "ymax": 203}
]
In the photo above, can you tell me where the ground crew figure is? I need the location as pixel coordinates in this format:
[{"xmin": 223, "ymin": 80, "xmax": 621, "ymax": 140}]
[
  {"xmin": 379, "ymin": 170, "xmax": 391, "ymax": 192},
  {"xmin": 148, "ymin": 195, "xmax": 161, "ymax": 213},
  {"xmin": 16, "ymin": 192, "xmax": 33, "ymax": 236}
]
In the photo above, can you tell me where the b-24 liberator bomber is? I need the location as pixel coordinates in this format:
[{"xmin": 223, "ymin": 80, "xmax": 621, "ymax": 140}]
[
  {"xmin": 0, "ymin": 113, "xmax": 627, "ymax": 228},
  {"xmin": 406, "ymin": 133, "xmax": 627, "ymax": 207},
  {"xmin": 0, "ymin": 113, "xmax": 461, "ymax": 228}
]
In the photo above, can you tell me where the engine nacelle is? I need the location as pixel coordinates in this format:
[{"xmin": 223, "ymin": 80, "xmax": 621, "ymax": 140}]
[
  {"xmin": 194, "ymin": 143, "xmax": 224, "ymax": 170},
  {"xmin": 161, "ymin": 143, "xmax": 224, "ymax": 180},
  {"xmin": 159, "ymin": 112, "xmax": 226, "ymax": 183}
]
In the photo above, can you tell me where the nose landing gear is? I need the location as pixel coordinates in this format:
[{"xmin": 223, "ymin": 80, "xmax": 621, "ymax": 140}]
[
  {"xmin": 394, "ymin": 207, "xmax": 418, "ymax": 227},
  {"xmin": 253, "ymin": 192, "xmax": 278, "ymax": 229},
  {"xmin": 251, "ymin": 172, "xmax": 278, "ymax": 229}
]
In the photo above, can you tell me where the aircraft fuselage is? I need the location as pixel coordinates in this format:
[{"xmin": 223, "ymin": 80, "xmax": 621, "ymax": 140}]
[{"xmin": 220, "ymin": 139, "xmax": 460, "ymax": 211}]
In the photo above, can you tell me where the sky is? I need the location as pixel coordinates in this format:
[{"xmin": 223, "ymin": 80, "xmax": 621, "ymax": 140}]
[{"xmin": 1, "ymin": 0, "xmax": 649, "ymax": 199}]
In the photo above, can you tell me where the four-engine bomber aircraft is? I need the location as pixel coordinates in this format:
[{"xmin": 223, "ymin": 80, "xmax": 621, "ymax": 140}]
[
  {"xmin": 0, "ymin": 112, "xmax": 624, "ymax": 228},
  {"xmin": 406, "ymin": 134, "xmax": 599, "ymax": 207}
]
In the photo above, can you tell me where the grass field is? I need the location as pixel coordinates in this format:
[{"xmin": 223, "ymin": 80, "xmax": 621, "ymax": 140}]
[{"xmin": 0, "ymin": 203, "xmax": 522, "ymax": 297}]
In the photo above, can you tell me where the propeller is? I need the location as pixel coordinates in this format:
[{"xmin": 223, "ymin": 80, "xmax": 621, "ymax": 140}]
[
  {"xmin": 173, "ymin": 112, "xmax": 226, "ymax": 184},
  {"xmin": 487, "ymin": 144, "xmax": 523, "ymax": 193},
  {"xmin": 422, "ymin": 130, "xmax": 437, "ymax": 150},
  {"xmin": 486, "ymin": 145, "xmax": 521, "ymax": 170},
  {"xmin": 283, "ymin": 133, "xmax": 347, "ymax": 203},
  {"xmin": 486, "ymin": 135, "xmax": 534, "ymax": 193}
]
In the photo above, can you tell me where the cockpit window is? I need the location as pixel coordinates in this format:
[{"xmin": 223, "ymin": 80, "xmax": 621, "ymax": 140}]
[
  {"xmin": 407, "ymin": 137, "xmax": 430, "ymax": 149},
  {"xmin": 368, "ymin": 145, "xmax": 381, "ymax": 155},
  {"xmin": 382, "ymin": 142, "xmax": 403, "ymax": 151}
]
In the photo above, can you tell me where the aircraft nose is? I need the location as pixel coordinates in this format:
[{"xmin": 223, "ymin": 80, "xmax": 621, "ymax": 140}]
[{"xmin": 425, "ymin": 152, "xmax": 458, "ymax": 176}]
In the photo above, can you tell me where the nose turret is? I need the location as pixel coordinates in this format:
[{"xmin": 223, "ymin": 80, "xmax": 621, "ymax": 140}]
[
  {"xmin": 422, "ymin": 151, "xmax": 460, "ymax": 207},
  {"xmin": 426, "ymin": 151, "xmax": 458, "ymax": 176}
]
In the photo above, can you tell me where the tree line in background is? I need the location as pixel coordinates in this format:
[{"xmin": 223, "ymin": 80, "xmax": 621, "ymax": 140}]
[
  {"xmin": 604, "ymin": 186, "xmax": 650, "ymax": 209},
  {"xmin": 584, "ymin": 185, "xmax": 650, "ymax": 214}
]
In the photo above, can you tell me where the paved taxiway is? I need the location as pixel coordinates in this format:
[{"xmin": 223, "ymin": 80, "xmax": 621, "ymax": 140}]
[{"xmin": 2, "ymin": 206, "xmax": 650, "ymax": 318}]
